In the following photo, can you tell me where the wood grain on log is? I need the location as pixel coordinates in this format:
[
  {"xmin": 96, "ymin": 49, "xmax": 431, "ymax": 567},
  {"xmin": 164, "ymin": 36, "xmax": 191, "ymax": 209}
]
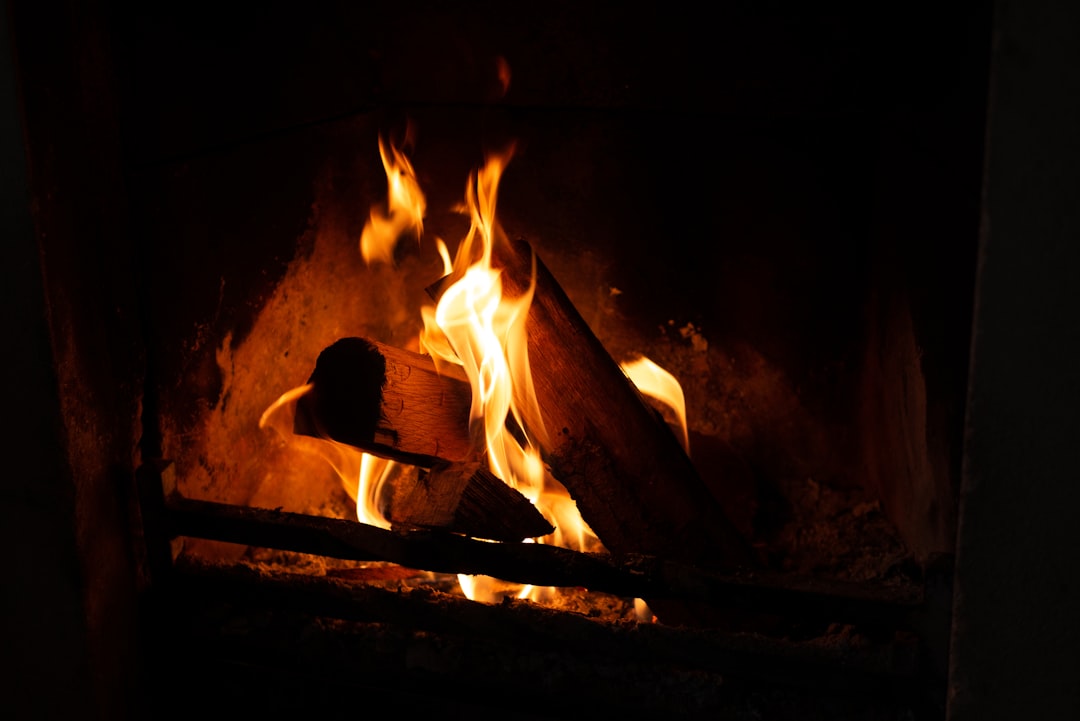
[
  {"xmin": 293, "ymin": 336, "xmax": 475, "ymax": 467},
  {"xmin": 386, "ymin": 461, "xmax": 555, "ymax": 541}
]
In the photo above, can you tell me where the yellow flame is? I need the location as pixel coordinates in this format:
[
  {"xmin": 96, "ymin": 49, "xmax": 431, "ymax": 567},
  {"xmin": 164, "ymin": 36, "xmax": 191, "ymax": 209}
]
[
  {"xmin": 355, "ymin": 453, "xmax": 400, "ymax": 526},
  {"xmin": 435, "ymin": 237, "xmax": 454, "ymax": 276},
  {"xmin": 259, "ymin": 383, "xmax": 396, "ymax": 529},
  {"xmin": 634, "ymin": 597, "xmax": 656, "ymax": 623},
  {"xmin": 417, "ymin": 147, "xmax": 602, "ymax": 602},
  {"xmin": 359, "ymin": 135, "xmax": 426, "ymax": 265},
  {"xmin": 621, "ymin": 354, "xmax": 690, "ymax": 454}
]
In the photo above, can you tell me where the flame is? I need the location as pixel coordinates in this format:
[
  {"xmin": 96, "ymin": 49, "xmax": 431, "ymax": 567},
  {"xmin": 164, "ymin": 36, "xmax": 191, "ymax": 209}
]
[
  {"xmin": 258, "ymin": 132, "xmax": 425, "ymax": 528},
  {"xmin": 416, "ymin": 146, "xmax": 601, "ymax": 602},
  {"xmin": 359, "ymin": 134, "xmax": 426, "ymax": 265},
  {"xmin": 495, "ymin": 55, "xmax": 512, "ymax": 97},
  {"xmin": 262, "ymin": 135, "xmax": 430, "ymax": 533},
  {"xmin": 620, "ymin": 355, "xmax": 690, "ymax": 454},
  {"xmin": 258, "ymin": 383, "xmax": 399, "ymax": 528}
]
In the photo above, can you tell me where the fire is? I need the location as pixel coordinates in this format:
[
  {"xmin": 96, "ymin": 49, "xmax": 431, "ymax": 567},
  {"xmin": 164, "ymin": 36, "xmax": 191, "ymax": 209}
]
[
  {"xmin": 257, "ymin": 382, "xmax": 400, "ymax": 527},
  {"xmin": 620, "ymin": 355, "xmax": 690, "ymax": 454},
  {"xmin": 262, "ymin": 131, "xmax": 686, "ymax": 619},
  {"xmin": 415, "ymin": 144, "xmax": 603, "ymax": 602},
  {"xmin": 359, "ymin": 133, "xmax": 426, "ymax": 265}
]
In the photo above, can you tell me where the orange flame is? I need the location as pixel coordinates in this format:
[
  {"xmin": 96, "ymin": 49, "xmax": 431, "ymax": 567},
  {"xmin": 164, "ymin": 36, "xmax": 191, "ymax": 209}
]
[
  {"xmin": 258, "ymin": 383, "xmax": 400, "ymax": 528},
  {"xmin": 620, "ymin": 354, "xmax": 690, "ymax": 454},
  {"xmin": 495, "ymin": 55, "xmax": 512, "ymax": 97},
  {"xmin": 262, "ymin": 135, "xmax": 427, "ymax": 533},
  {"xmin": 416, "ymin": 146, "xmax": 602, "ymax": 602},
  {"xmin": 359, "ymin": 135, "xmax": 426, "ymax": 265}
]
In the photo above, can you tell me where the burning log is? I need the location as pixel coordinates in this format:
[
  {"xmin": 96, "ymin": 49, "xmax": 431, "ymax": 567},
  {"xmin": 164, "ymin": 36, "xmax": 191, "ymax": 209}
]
[
  {"xmin": 292, "ymin": 339, "xmax": 550, "ymax": 541},
  {"xmin": 386, "ymin": 461, "xmax": 554, "ymax": 541},
  {"xmin": 431, "ymin": 237, "xmax": 753, "ymax": 572}
]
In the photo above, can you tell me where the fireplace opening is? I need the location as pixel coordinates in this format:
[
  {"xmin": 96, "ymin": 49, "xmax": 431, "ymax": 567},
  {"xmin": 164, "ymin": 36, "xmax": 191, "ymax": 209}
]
[{"xmin": 8, "ymin": 1, "xmax": 999, "ymax": 719}]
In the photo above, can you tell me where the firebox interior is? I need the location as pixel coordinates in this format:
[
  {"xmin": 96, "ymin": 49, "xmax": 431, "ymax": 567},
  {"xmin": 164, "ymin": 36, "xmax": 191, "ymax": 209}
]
[
  {"xmin": 6, "ymin": 1, "xmax": 998, "ymax": 719},
  {"xmin": 125, "ymin": 3, "xmax": 986, "ymax": 580}
]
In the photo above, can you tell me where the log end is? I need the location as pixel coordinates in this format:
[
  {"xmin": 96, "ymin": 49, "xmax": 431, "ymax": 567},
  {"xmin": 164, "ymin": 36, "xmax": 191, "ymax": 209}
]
[{"xmin": 294, "ymin": 337, "xmax": 386, "ymax": 448}]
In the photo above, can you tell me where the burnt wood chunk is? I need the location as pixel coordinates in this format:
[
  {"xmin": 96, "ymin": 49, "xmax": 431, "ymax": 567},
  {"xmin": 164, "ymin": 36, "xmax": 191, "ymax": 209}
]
[
  {"xmin": 386, "ymin": 461, "xmax": 555, "ymax": 542},
  {"xmin": 293, "ymin": 336, "xmax": 475, "ymax": 467}
]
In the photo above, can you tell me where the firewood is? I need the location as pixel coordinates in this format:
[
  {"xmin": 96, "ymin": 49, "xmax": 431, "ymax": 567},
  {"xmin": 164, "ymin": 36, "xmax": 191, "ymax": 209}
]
[
  {"xmin": 430, "ymin": 237, "xmax": 753, "ymax": 572},
  {"xmin": 293, "ymin": 336, "xmax": 475, "ymax": 466},
  {"xmin": 386, "ymin": 461, "xmax": 555, "ymax": 541},
  {"xmin": 291, "ymin": 340, "xmax": 550, "ymax": 541}
]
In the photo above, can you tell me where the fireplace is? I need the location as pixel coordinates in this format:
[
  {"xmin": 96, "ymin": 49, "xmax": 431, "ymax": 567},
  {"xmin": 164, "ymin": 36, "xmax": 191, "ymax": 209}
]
[{"xmin": 8, "ymin": 1, "xmax": 1077, "ymax": 720}]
